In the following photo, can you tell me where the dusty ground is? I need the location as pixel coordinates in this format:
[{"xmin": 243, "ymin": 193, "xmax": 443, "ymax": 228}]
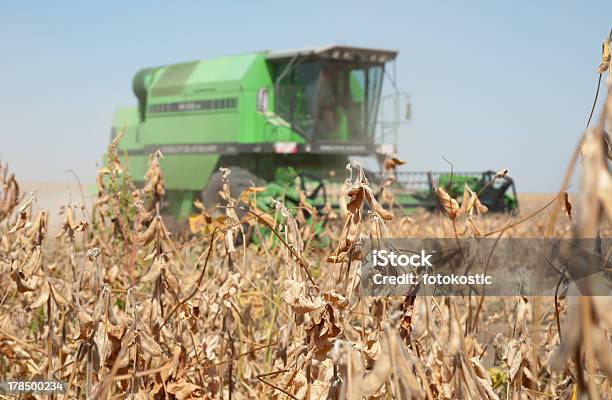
[{"xmin": 20, "ymin": 180, "xmax": 95, "ymax": 231}]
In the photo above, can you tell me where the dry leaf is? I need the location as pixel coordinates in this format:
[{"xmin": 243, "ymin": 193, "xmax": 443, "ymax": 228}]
[{"xmin": 437, "ymin": 187, "xmax": 459, "ymax": 219}]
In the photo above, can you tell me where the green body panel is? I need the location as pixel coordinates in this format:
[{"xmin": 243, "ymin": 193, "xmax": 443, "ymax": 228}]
[
  {"xmin": 144, "ymin": 113, "xmax": 241, "ymax": 144},
  {"xmin": 142, "ymin": 53, "xmax": 303, "ymax": 146},
  {"xmin": 159, "ymin": 154, "xmax": 219, "ymax": 191}
]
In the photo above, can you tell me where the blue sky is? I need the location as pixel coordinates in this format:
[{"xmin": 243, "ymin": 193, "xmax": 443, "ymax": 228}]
[{"xmin": 0, "ymin": 1, "xmax": 609, "ymax": 192}]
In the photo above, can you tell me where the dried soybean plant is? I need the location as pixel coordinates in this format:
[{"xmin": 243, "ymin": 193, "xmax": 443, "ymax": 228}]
[
  {"xmin": 548, "ymin": 36, "xmax": 612, "ymax": 399},
  {"xmin": 0, "ymin": 162, "xmax": 20, "ymax": 223}
]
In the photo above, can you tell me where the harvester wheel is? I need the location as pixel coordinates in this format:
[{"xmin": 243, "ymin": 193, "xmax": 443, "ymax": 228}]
[
  {"xmin": 201, "ymin": 167, "xmax": 265, "ymax": 243},
  {"xmin": 201, "ymin": 166, "xmax": 265, "ymax": 214}
]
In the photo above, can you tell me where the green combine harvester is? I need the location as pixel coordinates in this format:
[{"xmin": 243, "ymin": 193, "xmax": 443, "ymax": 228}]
[{"xmin": 110, "ymin": 45, "xmax": 518, "ymax": 219}]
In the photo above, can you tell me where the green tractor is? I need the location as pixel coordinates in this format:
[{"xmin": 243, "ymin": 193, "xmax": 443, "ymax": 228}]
[{"xmin": 110, "ymin": 45, "xmax": 518, "ymax": 219}]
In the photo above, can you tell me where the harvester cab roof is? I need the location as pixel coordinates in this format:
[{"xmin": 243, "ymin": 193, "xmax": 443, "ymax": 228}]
[{"xmin": 266, "ymin": 45, "xmax": 397, "ymax": 62}]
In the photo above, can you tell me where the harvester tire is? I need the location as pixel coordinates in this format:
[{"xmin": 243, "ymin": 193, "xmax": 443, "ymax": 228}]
[
  {"xmin": 201, "ymin": 166, "xmax": 265, "ymax": 243},
  {"xmin": 201, "ymin": 166, "xmax": 264, "ymax": 213}
]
